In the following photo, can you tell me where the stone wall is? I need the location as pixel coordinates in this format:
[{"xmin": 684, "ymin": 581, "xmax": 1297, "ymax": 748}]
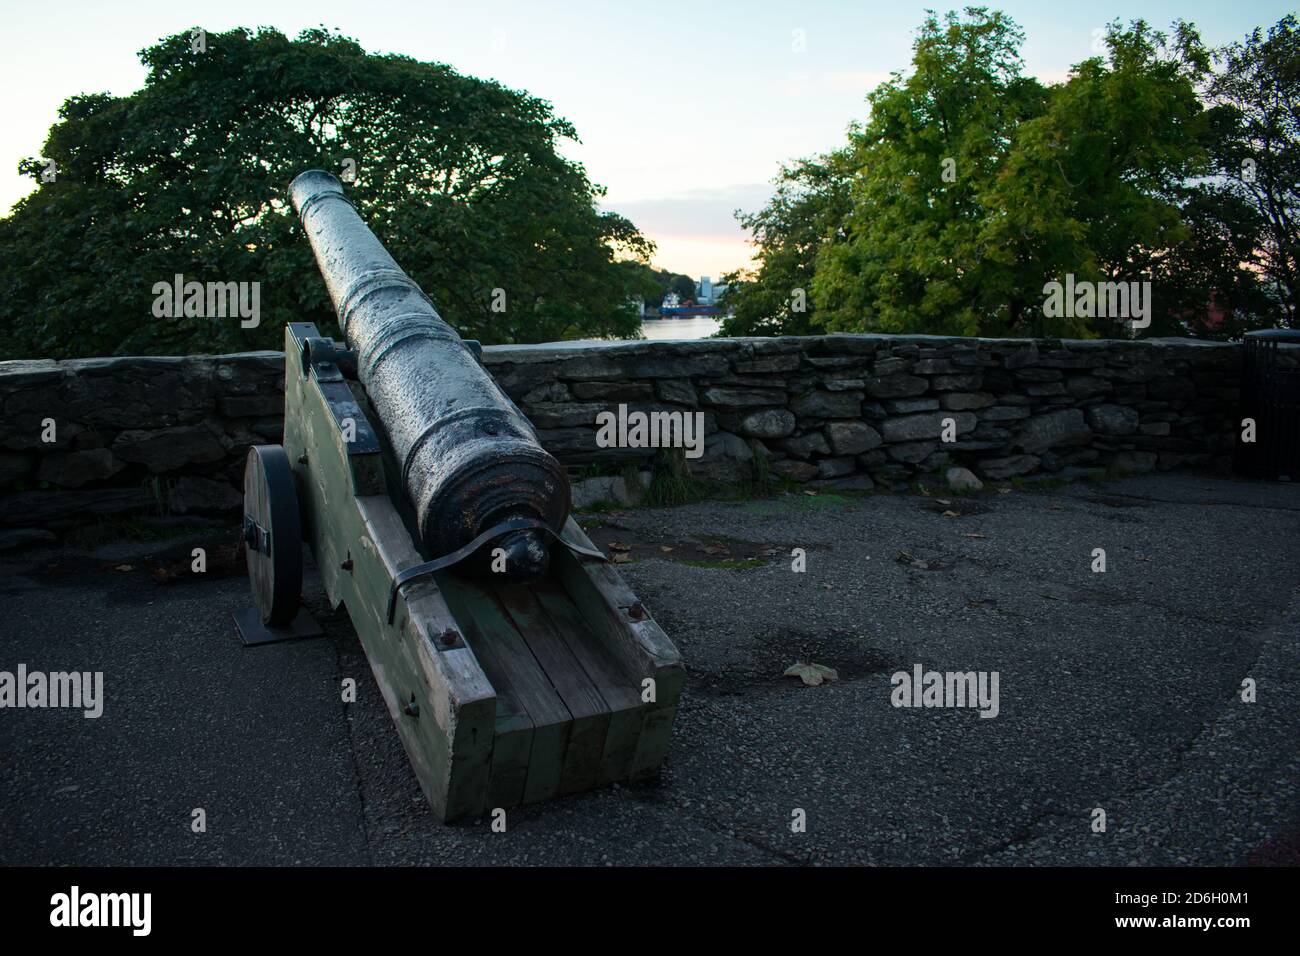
[
  {"xmin": 485, "ymin": 335, "xmax": 1242, "ymax": 488},
  {"xmin": 0, "ymin": 353, "xmax": 283, "ymax": 536},
  {"xmin": 0, "ymin": 335, "xmax": 1246, "ymax": 538}
]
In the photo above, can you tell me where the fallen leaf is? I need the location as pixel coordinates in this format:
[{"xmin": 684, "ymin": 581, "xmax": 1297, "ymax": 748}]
[
  {"xmin": 941, "ymin": 510, "xmax": 960, "ymax": 518},
  {"xmin": 895, "ymin": 550, "xmax": 932, "ymax": 570},
  {"xmin": 612, "ymin": 553, "xmax": 632, "ymax": 564},
  {"xmin": 803, "ymin": 490, "xmax": 819, "ymax": 496},
  {"xmin": 821, "ymin": 583, "xmax": 833, "ymax": 590},
  {"xmin": 702, "ymin": 544, "xmax": 729, "ymax": 555},
  {"xmin": 608, "ymin": 541, "xmax": 631, "ymax": 552},
  {"xmin": 114, "ymin": 564, "xmax": 133, "ymax": 572},
  {"xmin": 783, "ymin": 662, "xmax": 839, "ymax": 687},
  {"xmin": 658, "ymin": 545, "xmax": 675, "ymax": 553},
  {"xmin": 937, "ymin": 499, "xmax": 951, "ymax": 506},
  {"xmin": 961, "ymin": 532, "xmax": 987, "ymax": 539}
]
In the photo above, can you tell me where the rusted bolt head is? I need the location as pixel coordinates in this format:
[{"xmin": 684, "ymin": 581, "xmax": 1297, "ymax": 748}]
[
  {"xmin": 628, "ymin": 602, "xmax": 646, "ymax": 621},
  {"xmin": 440, "ymin": 629, "xmax": 459, "ymax": 647}
]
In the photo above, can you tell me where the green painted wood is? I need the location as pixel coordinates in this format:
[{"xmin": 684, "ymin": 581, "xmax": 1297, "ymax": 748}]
[
  {"xmin": 531, "ymin": 579, "xmax": 645, "ymax": 786},
  {"xmin": 439, "ymin": 579, "xmax": 573, "ymax": 806},
  {"xmin": 437, "ymin": 581, "xmax": 534, "ymax": 809},
  {"xmin": 275, "ymin": 321, "xmax": 681, "ymax": 815},
  {"xmin": 497, "ymin": 582, "xmax": 610, "ymax": 797},
  {"xmin": 357, "ymin": 499, "xmax": 495, "ymax": 819},
  {"xmin": 279, "ymin": 323, "xmax": 498, "ymax": 821},
  {"xmin": 551, "ymin": 518, "xmax": 685, "ymax": 782}
]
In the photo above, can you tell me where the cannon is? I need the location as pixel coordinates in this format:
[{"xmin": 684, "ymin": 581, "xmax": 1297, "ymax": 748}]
[{"xmin": 234, "ymin": 170, "xmax": 683, "ymax": 821}]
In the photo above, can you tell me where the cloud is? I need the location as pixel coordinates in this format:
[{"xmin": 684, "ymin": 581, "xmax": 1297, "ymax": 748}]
[
  {"xmin": 602, "ymin": 183, "xmax": 772, "ymax": 237},
  {"xmin": 640, "ymin": 234, "xmax": 757, "ymax": 281},
  {"xmin": 601, "ymin": 184, "xmax": 774, "ymax": 276}
]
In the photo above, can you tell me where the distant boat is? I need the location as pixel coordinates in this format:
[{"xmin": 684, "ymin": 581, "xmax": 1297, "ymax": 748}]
[{"xmin": 659, "ymin": 304, "xmax": 722, "ymax": 317}]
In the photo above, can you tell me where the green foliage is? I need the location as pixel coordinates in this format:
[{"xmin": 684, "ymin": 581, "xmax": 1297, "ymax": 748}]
[
  {"xmin": 1203, "ymin": 14, "xmax": 1300, "ymax": 326},
  {"xmin": 628, "ymin": 266, "xmax": 697, "ymax": 309},
  {"xmin": 671, "ymin": 274, "xmax": 697, "ymax": 303},
  {"xmin": 719, "ymin": 151, "xmax": 853, "ymax": 336},
  {"xmin": 980, "ymin": 19, "xmax": 1219, "ymax": 337},
  {"xmin": 816, "ymin": 8, "xmax": 1050, "ymax": 336},
  {"xmin": 1, "ymin": 27, "xmax": 653, "ymax": 359},
  {"xmin": 643, "ymin": 448, "xmax": 705, "ymax": 507},
  {"xmin": 734, "ymin": 9, "xmax": 1297, "ymax": 338}
]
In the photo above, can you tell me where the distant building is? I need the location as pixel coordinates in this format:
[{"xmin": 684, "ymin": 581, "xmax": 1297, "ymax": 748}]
[
  {"xmin": 697, "ymin": 276, "xmax": 713, "ymax": 305},
  {"xmin": 695, "ymin": 276, "xmax": 728, "ymax": 306}
]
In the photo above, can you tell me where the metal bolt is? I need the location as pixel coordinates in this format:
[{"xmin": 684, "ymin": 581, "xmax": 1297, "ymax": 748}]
[
  {"xmin": 440, "ymin": 629, "xmax": 459, "ymax": 648},
  {"xmin": 340, "ymin": 558, "xmax": 353, "ymax": 572},
  {"xmin": 628, "ymin": 602, "xmax": 646, "ymax": 621},
  {"xmin": 297, "ymin": 454, "xmax": 308, "ymax": 465},
  {"xmin": 403, "ymin": 695, "xmax": 420, "ymax": 718}
]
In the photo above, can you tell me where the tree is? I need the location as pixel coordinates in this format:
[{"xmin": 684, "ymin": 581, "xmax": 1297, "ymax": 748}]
[
  {"xmin": 812, "ymin": 7, "xmax": 1049, "ymax": 335},
  {"xmin": 733, "ymin": 10, "xmax": 1291, "ymax": 339},
  {"xmin": 0, "ymin": 27, "xmax": 653, "ymax": 359},
  {"xmin": 670, "ymin": 275, "xmax": 697, "ymax": 303},
  {"xmin": 1204, "ymin": 14, "xmax": 1300, "ymax": 327},
  {"xmin": 719, "ymin": 150, "xmax": 852, "ymax": 336},
  {"xmin": 629, "ymin": 266, "xmax": 695, "ymax": 308},
  {"xmin": 982, "ymin": 20, "xmax": 1221, "ymax": 337}
]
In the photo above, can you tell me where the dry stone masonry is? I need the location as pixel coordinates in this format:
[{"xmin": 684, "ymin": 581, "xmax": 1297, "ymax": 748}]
[
  {"xmin": 0, "ymin": 334, "xmax": 1246, "ymax": 541},
  {"xmin": 0, "ymin": 352, "xmax": 283, "ymax": 535},
  {"xmin": 486, "ymin": 335, "xmax": 1241, "ymax": 490}
]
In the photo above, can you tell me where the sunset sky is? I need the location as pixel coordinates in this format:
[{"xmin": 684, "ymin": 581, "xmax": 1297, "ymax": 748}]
[{"xmin": 1, "ymin": 0, "xmax": 1289, "ymax": 280}]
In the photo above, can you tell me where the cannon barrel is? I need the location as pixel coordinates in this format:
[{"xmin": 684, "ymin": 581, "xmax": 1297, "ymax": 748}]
[{"xmin": 288, "ymin": 169, "xmax": 569, "ymax": 579}]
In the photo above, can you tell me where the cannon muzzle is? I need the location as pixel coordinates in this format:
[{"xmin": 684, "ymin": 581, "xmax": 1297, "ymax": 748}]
[{"xmin": 288, "ymin": 169, "xmax": 569, "ymax": 580}]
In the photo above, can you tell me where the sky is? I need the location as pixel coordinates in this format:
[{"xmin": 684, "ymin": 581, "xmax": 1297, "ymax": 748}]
[{"xmin": 0, "ymin": 0, "xmax": 1292, "ymax": 280}]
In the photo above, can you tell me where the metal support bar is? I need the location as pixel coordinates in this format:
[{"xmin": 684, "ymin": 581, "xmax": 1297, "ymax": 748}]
[{"xmin": 386, "ymin": 516, "xmax": 607, "ymax": 625}]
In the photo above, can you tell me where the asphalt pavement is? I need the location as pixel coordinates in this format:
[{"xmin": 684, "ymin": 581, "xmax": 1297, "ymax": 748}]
[{"xmin": 2, "ymin": 472, "xmax": 1297, "ymax": 865}]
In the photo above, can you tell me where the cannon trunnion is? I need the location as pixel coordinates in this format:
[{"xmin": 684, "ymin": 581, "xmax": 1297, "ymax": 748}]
[{"xmin": 236, "ymin": 171, "xmax": 683, "ymax": 821}]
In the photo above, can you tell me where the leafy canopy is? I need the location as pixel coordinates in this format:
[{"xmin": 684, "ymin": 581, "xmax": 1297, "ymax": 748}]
[
  {"xmin": 1203, "ymin": 14, "xmax": 1300, "ymax": 328},
  {"xmin": 1, "ymin": 27, "xmax": 654, "ymax": 359},
  {"xmin": 723, "ymin": 8, "xmax": 1296, "ymax": 339}
]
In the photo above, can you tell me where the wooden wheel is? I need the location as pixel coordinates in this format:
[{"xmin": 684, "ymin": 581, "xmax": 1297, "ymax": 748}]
[{"xmin": 243, "ymin": 444, "xmax": 303, "ymax": 627}]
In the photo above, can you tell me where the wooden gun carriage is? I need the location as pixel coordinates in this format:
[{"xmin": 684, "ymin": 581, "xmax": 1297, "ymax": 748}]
[{"xmin": 235, "ymin": 171, "xmax": 683, "ymax": 821}]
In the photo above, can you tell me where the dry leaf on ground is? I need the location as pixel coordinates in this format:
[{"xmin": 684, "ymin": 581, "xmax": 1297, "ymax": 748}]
[{"xmin": 783, "ymin": 662, "xmax": 839, "ymax": 686}]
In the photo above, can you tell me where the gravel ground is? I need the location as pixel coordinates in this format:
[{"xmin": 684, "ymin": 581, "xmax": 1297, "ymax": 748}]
[{"xmin": 1, "ymin": 472, "xmax": 1297, "ymax": 866}]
